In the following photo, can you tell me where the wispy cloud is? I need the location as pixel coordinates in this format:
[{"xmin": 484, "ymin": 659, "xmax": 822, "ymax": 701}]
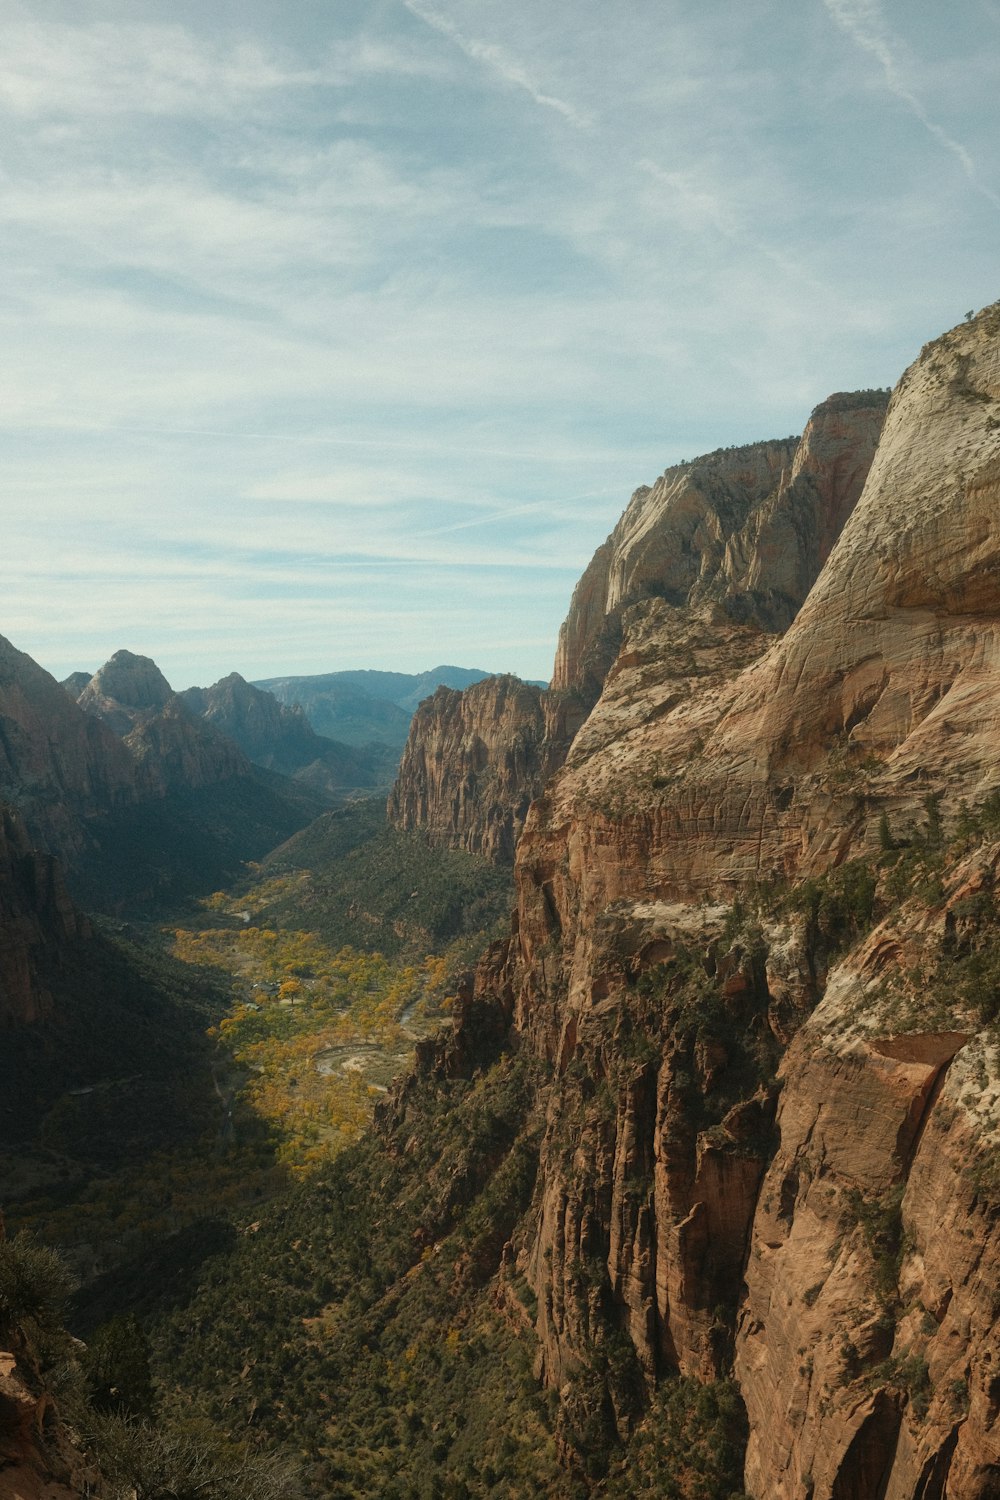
[
  {"xmin": 823, "ymin": 0, "xmax": 1000, "ymax": 208},
  {"xmin": 401, "ymin": 1, "xmax": 591, "ymax": 128},
  {"xmin": 636, "ymin": 159, "xmax": 828, "ymax": 293},
  {"xmin": 0, "ymin": 21, "xmax": 446, "ymax": 120}
]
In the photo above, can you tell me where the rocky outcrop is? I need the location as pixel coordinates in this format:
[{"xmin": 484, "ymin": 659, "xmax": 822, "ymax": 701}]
[
  {"xmin": 737, "ymin": 854, "xmax": 1000, "ymax": 1498},
  {"xmin": 388, "ymin": 676, "xmax": 567, "ymax": 862},
  {"xmin": 448, "ymin": 308, "xmax": 1000, "ymax": 1491},
  {"xmin": 0, "ymin": 805, "xmax": 89, "ymax": 1028},
  {"xmin": 60, "ymin": 671, "xmax": 92, "ymax": 700},
  {"xmin": 0, "ymin": 1334, "xmax": 101, "ymax": 1497},
  {"xmin": 77, "ymin": 650, "xmax": 173, "ymax": 735},
  {"xmin": 551, "ymin": 391, "xmax": 888, "ymax": 704},
  {"xmin": 123, "ymin": 696, "xmax": 250, "ymax": 797},
  {"xmin": 0, "ymin": 635, "xmax": 138, "ymax": 859},
  {"xmin": 0, "ymin": 637, "xmax": 322, "ymax": 907},
  {"xmin": 389, "ymin": 391, "xmax": 887, "ymax": 865},
  {"xmin": 519, "ymin": 311, "xmax": 1000, "ymax": 927},
  {"xmin": 0, "ymin": 1220, "xmax": 104, "ymax": 1498}
]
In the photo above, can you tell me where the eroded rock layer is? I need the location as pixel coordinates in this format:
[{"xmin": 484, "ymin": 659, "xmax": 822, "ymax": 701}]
[
  {"xmin": 550, "ymin": 390, "xmax": 888, "ymax": 703},
  {"xmin": 457, "ymin": 307, "xmax": 1000, "ymax": 1496},
  {"xmin": 388, "ymin": 675, "xmax": 567, "ymax": 863},
  {"xmin": 390, "ymin": 390, "xmax": 887, "ymax": 865}
]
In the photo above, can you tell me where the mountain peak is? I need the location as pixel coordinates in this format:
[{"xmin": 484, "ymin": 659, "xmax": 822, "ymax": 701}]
[{"xmin": 78, "ymin": 650, "xmax": 173, "ymax": 735}]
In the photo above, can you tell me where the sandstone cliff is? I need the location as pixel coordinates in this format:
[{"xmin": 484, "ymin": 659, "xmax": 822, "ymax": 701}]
[
  {"xmin": 389, "ymin": 390, "xmax": 888, "ymax": 865},
  {"xmin": 447, "ymin": 308, "xmax": 1000, "ymax": 1494},
  {"xmin": 388, "ymin": 675, "xmax": 567, "ymax": 862},
  {"xmin": 551, "ymin": 390, "xmax": 888, "ymax": 704}
]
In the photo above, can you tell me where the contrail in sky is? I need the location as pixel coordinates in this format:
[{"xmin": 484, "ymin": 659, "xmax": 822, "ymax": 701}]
[
  {"xmin": 401, "ymin": 0, "xmax": 591, "ymax": 128},
  {"xmin": 823, "ymin": 0, "xmax": 1000, "ymax": 208}
]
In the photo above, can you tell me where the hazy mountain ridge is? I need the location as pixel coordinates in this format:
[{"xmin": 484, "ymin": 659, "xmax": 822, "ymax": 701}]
[
  {"xmin": 1, "ymin": 643, "xmax": 322, "ymax": 909},
  {"xmin": 254, "ymin": 664, "xmax": 506, "ymax": 749}
]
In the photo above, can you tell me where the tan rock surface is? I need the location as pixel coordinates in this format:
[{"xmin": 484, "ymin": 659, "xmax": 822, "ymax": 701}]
[
  {"xmin": 736, "ymin": 866, "xmax": 1000, "ymax": 1498},
  {"xmin": 77, "ymin": 649, "xmax": 173, "ymax": 735},
  {"xmin": 388, "ymin": 675, "xmax": 567, "ymax": 862},
  {"xmin": 469, "ymin": 307, "xmax": 1000, "ymax": 1491},
  {"xmin": 389, "ymin": 390, "xmax": 885, "ymax": 868},
  {"xmin": 551, "ymin": 391, "xmax": 887, "ymax": 702}
]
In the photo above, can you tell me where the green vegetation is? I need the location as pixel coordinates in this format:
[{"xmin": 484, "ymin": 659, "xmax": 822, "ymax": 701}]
[
  {"xmin": 251, "ymin": 798, "xmax": 514, "ymax": 957},
  {"xmin": 0, "ymin": 1231, "xmax": 76, "ymax": 1332},
  {"xmin": 603, "ymin": 1378, "xmax": 750, "ymax": 1499},
  {"xmin": 72, "ymin": 771, "xmax": 326, "ymax": 914},
  {"xmin": 147, "ymin": 1053, "xmax": 563, "ymax": 1497},
  {"xmin": 841, "ymin": 1184, "xmax": 906, "ymax": 1312}
]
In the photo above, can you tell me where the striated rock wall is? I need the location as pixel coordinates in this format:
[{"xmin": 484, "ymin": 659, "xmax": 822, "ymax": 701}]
[
  {"xmin": 451, "ymin": 307, "xmax": 1000, "ymax": 1493},
  {"xmin": 390, "ymin": 391, "xmax": 886, "ymax": 866},
  {"xmin": 519, "ymin": 311, "xmax": 1000, "ymax": 937},
  {"xmin": 388, "ymin": 675, "xmax": 568, "ymax": 863},
  {"xmin": 737, "ymin": 855, "xmax": 1000, "ymax": 1499},
  {"xmin": 550, "ymin": 391, "xmax": 888, "ymax": 703}
]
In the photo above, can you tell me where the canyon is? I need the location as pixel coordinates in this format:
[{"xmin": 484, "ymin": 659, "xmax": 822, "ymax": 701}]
[{"xmin": 2, "ymin": 306, "xmax": 1000, "ymax": 1498}]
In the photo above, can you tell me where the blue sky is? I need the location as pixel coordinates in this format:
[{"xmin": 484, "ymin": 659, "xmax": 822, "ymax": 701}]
[{"xmin": 3, "ymin": 0, "xmax": 998, "ymax": 689}]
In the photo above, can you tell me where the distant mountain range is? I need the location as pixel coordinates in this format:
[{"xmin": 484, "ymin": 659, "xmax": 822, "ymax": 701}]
[{"xmin": 254, "ymin": 666, "xmax": 545, "ymax": 750}]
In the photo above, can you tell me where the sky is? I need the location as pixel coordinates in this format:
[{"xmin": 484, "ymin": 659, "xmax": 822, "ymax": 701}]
[{"xmin": 3, "ymin": 0, "xmax": 998, "ymax": 689}]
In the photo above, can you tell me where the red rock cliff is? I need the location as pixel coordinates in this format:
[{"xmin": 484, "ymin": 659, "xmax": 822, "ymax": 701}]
[
  {"xmin": 390, "ymin": 393, "xmax": 887, "ymax": 867},
  {"xmin": 459, "ymin": 308, "xmax": 1000, "ymax": 1494},
  {"xmin": 388, "ymin": 675, "xmax": 564, "ymax": 863}
]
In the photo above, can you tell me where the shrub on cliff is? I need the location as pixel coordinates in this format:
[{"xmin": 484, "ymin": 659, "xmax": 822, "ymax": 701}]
[{"xmin": 0, "ymin": 1231, "xmax": 76, "ymax": 1334}]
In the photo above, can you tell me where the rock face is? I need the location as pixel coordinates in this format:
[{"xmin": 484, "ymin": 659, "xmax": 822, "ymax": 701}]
[
  {"xmin": 389, "ymin": 391, "xmax": 888, "ymax": 865},
  {"xmin": 435, "ymin": 309, "xmax": 1000, "ymax": 1492},
  {"xmin": 77, "ymin": 649, "xmax": 173, "ymax": 734},
  {"xmin": 60, "ymin": 671, "xmax": 92, "ymax": 699},
  {"xmin": 180, "ymin": 673, "xmax": 386, "ymax": 800},
  {"xmin": 124, "ymin": 696, "xmax": 249, "ymax": 797},
  {"xmin": 0, "ymin": 634, "xmax": 138, "ymax": 859},
  {"xmin": 388, "ymin": 675, "xmax": 567, "ymax": 862},
  {"xmin": 0, "ymin": 639, "xmax": 321, "ymax": 907},
  {"xmin": 0, "ymin": 1221, "xmax": 103, "ymax": 1497},
  {"xmin": 551, "ymin": 391, "xmax": 888, "ymax": 704},
  {"xmin": 0, "ymin": 804, "xmax": 88, "ymax": 1027}
]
